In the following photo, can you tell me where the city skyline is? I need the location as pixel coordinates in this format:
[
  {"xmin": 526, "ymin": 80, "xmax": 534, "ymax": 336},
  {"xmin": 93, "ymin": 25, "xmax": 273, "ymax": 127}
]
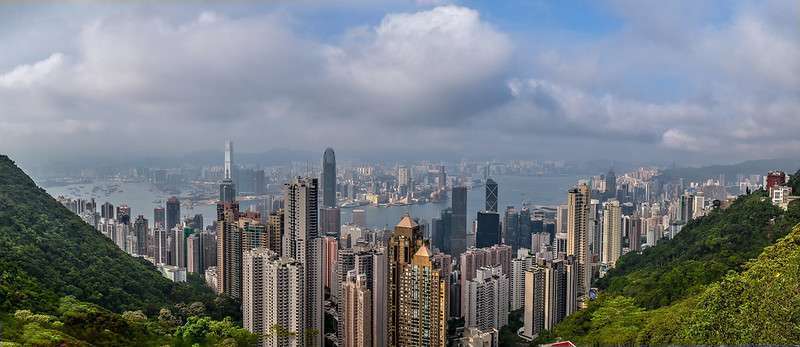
[{"xmin": 1, "ymin": 1, "xmax": 798, "ymax": 166}]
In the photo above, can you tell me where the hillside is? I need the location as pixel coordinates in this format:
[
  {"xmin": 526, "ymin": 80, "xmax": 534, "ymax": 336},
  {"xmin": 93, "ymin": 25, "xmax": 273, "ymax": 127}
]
[
  {"xmin": 657, "ymin": 158, "xmax": 800, "ymax": 183},
  {"xmin": 545, "ymin": 192, "xmax": 800, "ymax": 345}
]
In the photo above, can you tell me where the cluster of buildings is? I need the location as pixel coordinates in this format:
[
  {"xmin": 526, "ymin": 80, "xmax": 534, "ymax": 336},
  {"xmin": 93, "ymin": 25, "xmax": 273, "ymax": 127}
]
[{"xmin": 57, "ymin": 140, "xmax": 800, "ymax": 346}]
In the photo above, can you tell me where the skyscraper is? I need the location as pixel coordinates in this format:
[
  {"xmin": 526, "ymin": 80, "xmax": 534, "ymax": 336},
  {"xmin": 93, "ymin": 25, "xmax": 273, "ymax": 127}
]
[
  {"xmin": 242, "ymin": 248, "xmax": 305, "ymax": 347},
  {"xmin": 475, "ymin": 211, "xmax": 500, "ymax": 248},
  {"xmin": 133, "ymin": 215, "xmax": 148, "ymax": 256},
  {"xmin": 351, "ymin": 209, "xmax": 366, "ymax": 228},
  {"xmin": 522, "ymin": 258, "xmax": 576, "ymax": 339},
  {"xmin": 342, "ymin": 271, "xmax": 373, "ymax": 347},
  {"xmin": 397, "ymin": 244, "xmax": 447, "ymax": 346},
  {"xmin": 320, "ymin": 207, "xmax": 341, "ymax": 237},
  {"xmin": 153, "ymin": 207, "xmax": 165, "ymax": 228},
  {"xmin": 322, "ymin": 147, "xmax": 336, "ymax": 208},
  {"xmin": 451, "ymin": 186, "xmax": 468, "ymax": 257},
  {"xmin": 166, "ymin": 196, "xmax": 180, "ymax": 231},
  {"xmin": 464, "ymin": 266, "xmax": 508, "ymax": 332},
  {"xmin": 602, "ymin": 200, "xmax": 622, "ymax": 268},
  {"xmin": 267, "ymin": 209, "xmax": 284, "ymax": 256},
  {"xmin": 485, "ymin": 178, "xmax": 498, "ymax": 212},
  {"xmin": 284, "ymin": 177, "xmax": 323, "ymax": 346},
  {"xmin": 216, "ymin": 201, "xmax": 242, "ymax": 298},
  {"xmin": 605, "ymin": 168, "xmax": 617, "ymax": 200},
  {"xmin": 336, "ymin": 245, "xmax": 387, "ymax": 346},
  {"xmin": 387, "ymin": 215, "xmax": 425, "ymax": 345},
  {"xmin": 116, "ymin": 205, "xmax": 131, "ymax": 225},
  {"xmin": 220, "ymin": 141, "xmax": 236, "ymax": 202},
  {"xmin": 567, "ymin": 184, "xmax": 591, "ymax": 299},
  {"xmin": 101, "ymin": 202, "xmax": 114, "ymax": 220},
  {"xmin": 503, "ymin": 206, "xmax": 519, "ymax": 249}
]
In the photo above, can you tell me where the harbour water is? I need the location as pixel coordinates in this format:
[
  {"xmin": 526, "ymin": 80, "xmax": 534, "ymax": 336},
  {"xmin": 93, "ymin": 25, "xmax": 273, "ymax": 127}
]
[{"xmin": 44, "ymin": 174, "xmax": 584, "ymax": 230}]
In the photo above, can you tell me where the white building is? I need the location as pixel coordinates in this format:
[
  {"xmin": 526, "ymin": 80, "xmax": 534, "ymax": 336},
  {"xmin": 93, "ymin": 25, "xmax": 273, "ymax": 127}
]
[
  {"xmin": 464, "ymin": 266, "xmax": 508, "ymax": 331},
  {"xmin": 243, "ymin": 248, "xmax": 305, "ymax": 347},
  {"xmin": 511, "ymin": 252, "xmax": 534, "ymax": 311}
]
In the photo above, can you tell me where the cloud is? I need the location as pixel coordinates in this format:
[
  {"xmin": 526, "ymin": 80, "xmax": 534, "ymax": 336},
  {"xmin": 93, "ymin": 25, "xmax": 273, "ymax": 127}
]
[{"xmin": 0, "ymin": 1, "xmax": 798, "ymax": 165}]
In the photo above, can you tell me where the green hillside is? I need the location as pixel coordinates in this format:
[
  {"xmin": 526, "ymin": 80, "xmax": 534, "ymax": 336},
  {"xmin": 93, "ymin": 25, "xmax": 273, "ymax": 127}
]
[
  {"xmin": 0, "ymin": 155, "xmax": 252, "ymax": 345},
  {"xmin": 545, "ymin": 192, "xmax": 800, "ymax": 345}
]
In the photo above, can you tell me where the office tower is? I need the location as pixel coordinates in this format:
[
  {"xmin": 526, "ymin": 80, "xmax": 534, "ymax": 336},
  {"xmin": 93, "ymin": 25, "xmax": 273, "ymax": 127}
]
[
  {"xmin": 154, "ymin": 207, "xmax": 165, "ymax": 228},
  {"xmin": 476, "ymin": 211, "xmax": 500, "ymax": 248},
  {"xmin": 387, "ymin": 215, "xmax": 425, "ymax": 345},
  {"xmin": 254, "ymin": 169, "xmax": 266, "ymax": 196},
  {"xmin": 267, "ymin": 209, "xmax": 284, "ymax": 255},
  {"xmin": 342, "ymin": 271, "xmax": 372, "ymax": 347},
  {"xmin": 322, "ymin": 148, "xmax": 336, "ymax": 208},
  {"xmin": 397, "ymin": 244, "xmax": 447, "ymax": 346},
  {"xmin": 567, "ymin": 184, "xmax": 591, "ymax": 299},
  {"xmin": 503, "ymin": 206, "xmax": 519, "ymax": 249},
  {"xmin": 284, "ymin": 177, "xmax": 323, "ymax": 346},
  {"xmin": 602, "ymin": 200, "xmax": 622, "ymax": 268},
  {"xmin": 217, "ymin": 201, "xmax": 242, "ymax": 298},
  {"xmin": 336, "ymin": 246, "xmax": 385, "ymax": 344},
  {"xmin": 432, "ymin": 208, "xmax": 453, "ymax": 254},
  {"xmin": 451, "ymin": 186, "xmax": 468, "ymax": 257},
  {"xmin": 116, "ymin": 205, "xmax": 131, "ymax": 225},
  {"xmin": 220, "ymin": 141, "xmax": 237, "ymax": 202},
  {"xmin": 605, "ymin": 168, "xmax": 617, "ymax": 200},
  {"xmin": 437, "ymin": 165, "xmax": 447, "ymax": 190},
  {"xmin": 191, "ymin": 214, "xmax": 203, "ymax": 231},
  {"xmin": 242, "ymin": 248, "xmax": 305, "ymax": 347},
  {"xmin": 485, "ymin": 178, "xmax": 498, "ymax": 212},
  {"xmin": 511, "ymin": 253, "xmax": 534, "ymax": 311},
  {"xmin": 523, "ymin": 258, "xmax": 576, "ymax": 339},
  {"xmin": 679, "ymin": 193, "xmax": 695, "ymax": 224},
  {"xmin": 166, "ymin": 196, "xmax": 180, "ymax": 230},
  {"xmin": 101, "ymin": 202, "xmax": 114, "ymax": 220},
  {"xmin": 517, "ymin": 208, "xmax": 533, "ymax": 249},
  {"xmin": 351, "ymin": 209, "xmax": 366, "ymax": 228},
  {"xmin": 464, "ymin": 266, "xmax": 508, "ymax": 331},
  {"xmin": 320, "ymin": 207, "xmax": 341, "ymax": 237},
  {"xmin": 133, "ymin": 215, "xmax": 148, "ymax": 256}
]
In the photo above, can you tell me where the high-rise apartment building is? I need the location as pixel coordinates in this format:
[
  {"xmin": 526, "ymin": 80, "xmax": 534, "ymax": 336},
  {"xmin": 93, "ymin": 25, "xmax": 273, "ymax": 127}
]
[
  {"xmin": 567, "ymin": 183, "xmax": 591, "ymax": 299},
  {"xmin": 216, "ymin": 201, "xmax": 242, "ymax": 298},
  {"xmin": 242, "ymin": 248, "xmax": 305, "ymax": 347},
  {"xmin": 464, "ymin": 266, "xmax": 508, "ymax": 332},
  {"xmin": 387, "ymin": 215, "xmax": 425, "ymax": 345},
  {"xmin": 601, "ymin": 200, "xmax": 622, "ymax": 267},
  {"xmin": 322, "ymin": 148, "xmax": 336, "ymax": 208},
  {"xmin": 284, "ymin": 177, "xmax": 323, "ymax": 346},
  {"xmin": 511, "ymin": 252, "xmax": 534, "ymax": 311},
  {"xmin": 397, "ymin": 244, "xmax": 447, "ymax": 346},
  {"xmin": 522, "ymin": 258, "xmax": 577, "ymax": 339},
  {"xmin": 342, "ymin": 271, "xmax": 372, "ymax": 347},
  {"xmin": 336, "ymin": 245, "xmax": 387, "ymax": 346},
  {"xmin": 267, "ymin": 209, "xmax": 284, "ymax": 255}
]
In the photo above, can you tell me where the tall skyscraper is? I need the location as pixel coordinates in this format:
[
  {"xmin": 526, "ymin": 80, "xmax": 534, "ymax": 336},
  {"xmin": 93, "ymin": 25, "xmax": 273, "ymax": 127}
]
[
  {"xmin": 320, "ymin": 207, "xmax": 341, "ymax": 237},
  {"xmin": 336, "ymin": 246, "xmax": 387, "ymax": 346},
  {"xmin": 397, "ymin": 244, "xmax": 447, "ymax": 346},
  {"xmin": 216, "ymin": 201, "xmax": 242, "ymax": 298},
  {"xmin": 464, "ymin": 266, "xmax": 508, "ymax": 332},
  {"xmin": 567, "ymin": 184, "xmax": 591, "ymax": 299},
  {"xmin": 220, "ymin": 141, "xmax": 237, "ymax": 202},
  {"xmin": 475, "ymin": 211, "xmax": 500, "ymax": 248},
  {"xmin": 116, "ymin": 205, "xmax": 131, "ymax": 225},
  {"xmin": 602, "ymin": 200, "xmax": 622, "ymax": 267},
  {"xmin": 432, "ymin": 208, "xmax": 453, "ymax": 254},
  {"xmin": 503, "ymin": 206, "xmax": 519, "ymax": 249},
  {"xmin": 166, "ymin": 196, "xmax": 180, "ymax": 230},
  {"xmin": 342, "ymin": 271, "xmax": 372, "ymax": 347},
  {"xmin": 267, "ymin": 209, "xmax": 284, "ymax": 256},
  {"xmin": 451, "ymin": 186, "xmax": 468, "ymax": 257},
  {"xmin": 132, "ymin": 215, "xmax": 148, "ymax": 256},
  {"xmin": 387, "ymin": 215, "xmax": 425, "ymax": 345},
  {"xmin": 522, "ymin": 258, "xmax": 576, "ymax": 339},
  {"xmin": 485, "ymin": 178, "xmax": 498, "ymax": 212},
  {"xmin": 101, "ymin": 202, "xmax": 114, "ymax": 220},
  {"xmin": 153, "ymin": 207, "xmax": 165, "ymax": 228},
  {"xmin": 322, "ymin": 147, "xmax": 336, "ymax": 208},
  {"xmin": 284, "ymin": 177, "xmax": 323, "ymax": 346},
  {"xmin": 242, "ymin": 248, "xmax": 305, "ymax": 347},
  {"xmin": 173, "ymin": 226, "xmax": 187, "ymax": 268},
  {"xmin": 605, "ymin": 168, "xmax": 617, "ymax": 200}
]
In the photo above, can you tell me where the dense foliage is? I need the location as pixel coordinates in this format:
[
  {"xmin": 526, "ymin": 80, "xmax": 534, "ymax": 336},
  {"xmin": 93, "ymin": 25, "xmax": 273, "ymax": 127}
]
[
  {"xmin": 596, "ymin": 192, "xmax": 790, "ymax": 309},
  {"xmin": 0, "ymin": 155, "xmax": 250, "ymax": 345},
  {"xmin": 551, "ymin": 192, "xmax": 800, "ymax": 345}
]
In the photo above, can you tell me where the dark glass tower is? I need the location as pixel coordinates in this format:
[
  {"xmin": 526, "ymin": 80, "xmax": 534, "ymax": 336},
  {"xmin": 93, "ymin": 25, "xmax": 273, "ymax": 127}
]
[
  {"xmin": 220, "ymin": 141, "xmax": 236, "ymax": 203},
  {"xmin": 451, "ymin": 186, "xmax": 467, "ymax": 257},
  {"xmin": 166, "ymin": 196, "xmax": 180, "ymax": 230},
  {"xmin": 485, "ymin": 178, "xmax": 498, "ymax": 212},
  {"xmin": 322, "ymin": 147, "xmax": 336, "ymax": 208},
  {"xmin": 476, "ymin": 211, "xmax": 500, "ymax": 248}
]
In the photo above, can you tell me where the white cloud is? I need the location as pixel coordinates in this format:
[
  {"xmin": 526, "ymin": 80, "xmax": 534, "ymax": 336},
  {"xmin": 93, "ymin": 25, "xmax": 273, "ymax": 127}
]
[{"xmin": 0, "ymin": 53, "xmax": 64, "ymax": 88}]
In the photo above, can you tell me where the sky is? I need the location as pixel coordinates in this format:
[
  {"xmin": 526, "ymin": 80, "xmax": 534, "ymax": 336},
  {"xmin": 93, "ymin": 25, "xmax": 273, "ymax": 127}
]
[{"xmin": 0, "ymin": 0, "xmax": 798, "ymax": 167}]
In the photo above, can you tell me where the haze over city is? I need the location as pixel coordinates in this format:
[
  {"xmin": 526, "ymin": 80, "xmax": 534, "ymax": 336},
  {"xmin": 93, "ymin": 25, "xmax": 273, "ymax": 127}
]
[{"xmin": 2, "ymin": 1, "xmax": 798, "ymax": 166}]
